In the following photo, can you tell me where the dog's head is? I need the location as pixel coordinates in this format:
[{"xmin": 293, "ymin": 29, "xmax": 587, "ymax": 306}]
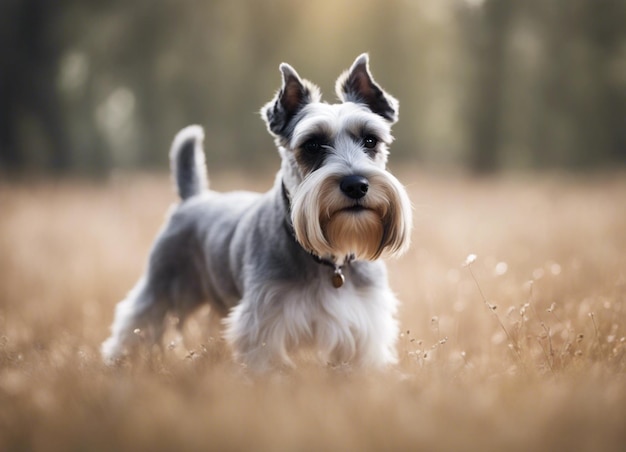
[{"xmin": 261, "ymin": 54, "xmax": 412, "ymax": 261}]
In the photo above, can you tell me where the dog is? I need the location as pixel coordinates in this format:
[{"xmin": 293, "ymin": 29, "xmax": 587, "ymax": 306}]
[{"xmin": 101, "ymin": 54, "xmax": 412, "ymax": 372}]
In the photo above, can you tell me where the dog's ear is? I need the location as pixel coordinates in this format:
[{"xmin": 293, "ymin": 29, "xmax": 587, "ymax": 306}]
[
  {"xmin": 336, "ymin": 53, "xmax": 399, "ymax": 124},
  {"xmin": 262, "ymin": 63, "xmax": 321, "ymax": 137}
]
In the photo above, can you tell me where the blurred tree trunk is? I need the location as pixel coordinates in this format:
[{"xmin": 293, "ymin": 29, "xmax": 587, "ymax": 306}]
[
  {"xmin": 0, "ymin": 0, "xmax": 70, "ymax": 173},
  {"xmin": 531, "ymin": 0, "xmax": 626, "ymax": 168},
  {"xmin": 585, "ymin": 0, "xmax": 626, "ymax": 166},
  {"xmin": 465, "ymin": 0, "xmax": 514, "ymax": 174}
]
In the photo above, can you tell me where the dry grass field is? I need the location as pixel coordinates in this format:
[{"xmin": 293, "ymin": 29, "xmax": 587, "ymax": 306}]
[{"xmin": 1, "ymin": 169, "xmax": 625, "ymax": 451}]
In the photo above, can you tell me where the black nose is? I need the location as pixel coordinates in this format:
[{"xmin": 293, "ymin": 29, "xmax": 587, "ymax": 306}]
[{"xmin": 340, "ymin": 175, "xmax": 369, "ymax": 199}]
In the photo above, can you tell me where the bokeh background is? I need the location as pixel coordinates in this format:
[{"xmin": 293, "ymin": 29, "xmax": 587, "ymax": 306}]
[
  {"xmin": 2, "ymin": 0, "xmax": 626, "ymax": 176},
  {"xmin": 2, "ymin": 2, "xmax": 626, "ymax": 450}
]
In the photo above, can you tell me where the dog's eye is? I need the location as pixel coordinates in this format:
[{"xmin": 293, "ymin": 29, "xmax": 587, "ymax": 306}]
[
  {"xmin": 363, "ymin": 135, "xmax": 378, "ymax": 149},
  {"xmin": 303, "ymin": 140, "xmax": 323, "ymax": 153}
]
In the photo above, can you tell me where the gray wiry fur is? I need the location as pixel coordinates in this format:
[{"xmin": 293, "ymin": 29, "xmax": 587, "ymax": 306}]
[{"xmin": 102, "ymin": 54, "xmax": 412, "ymax": 372}]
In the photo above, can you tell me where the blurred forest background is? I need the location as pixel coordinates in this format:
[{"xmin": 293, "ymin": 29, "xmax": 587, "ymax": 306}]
[{"xmin": 1, "ymin": 0, "xmax": 625, "ymax": 176}]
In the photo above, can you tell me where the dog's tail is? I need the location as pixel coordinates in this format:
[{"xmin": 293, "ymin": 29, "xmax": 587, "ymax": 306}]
[{"xmin": 169, "ymin": 125, "xmax": 209, "ymax": 200}]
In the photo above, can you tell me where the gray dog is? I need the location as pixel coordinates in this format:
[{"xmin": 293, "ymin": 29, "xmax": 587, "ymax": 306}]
[{"xmin": 102, "ymin": 54, "xmax": 412, "ymax": 372}]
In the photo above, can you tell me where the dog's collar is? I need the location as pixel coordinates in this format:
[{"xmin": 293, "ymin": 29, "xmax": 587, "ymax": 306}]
[
  {"xmin": 310, "ymin": 253, "xmax": 355, "ymax": 288},
  {"xmin": 281, "ymin": 182, "xmax": 353, "ymax": 288}
]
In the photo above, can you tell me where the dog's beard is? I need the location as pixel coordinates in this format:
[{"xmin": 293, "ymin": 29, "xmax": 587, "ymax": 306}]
[
  {"xmin": 291, "ymin": 165, "xmax": 412, "ymax": 261},
  {"xmin": 322, "ymin": 209, "xmax": 384, "ymax": 260}
]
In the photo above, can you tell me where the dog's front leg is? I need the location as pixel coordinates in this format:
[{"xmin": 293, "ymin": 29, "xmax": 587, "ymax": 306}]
[{"xmin": 223, "ymin": 298, "xmax": 299, "ymax": 373}]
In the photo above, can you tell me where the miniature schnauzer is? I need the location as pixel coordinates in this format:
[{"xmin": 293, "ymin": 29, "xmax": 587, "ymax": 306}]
[{"xmin": 101, "ymin": 54, "xmax": 412, "ymax": 372}]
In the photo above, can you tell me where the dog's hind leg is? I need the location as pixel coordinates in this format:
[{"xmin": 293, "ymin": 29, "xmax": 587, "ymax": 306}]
[
  {"xmin": 101, "ymin": 276, "xmax": 168, "ymax": 364},
  {"xmin": 101, "ymin": 214, "xmax": 210, "ymax": 364}
]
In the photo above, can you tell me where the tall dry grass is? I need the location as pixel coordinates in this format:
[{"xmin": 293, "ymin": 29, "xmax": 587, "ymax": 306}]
[{"xmin": 1, "ymin": 170, "xmax": 625, "ymax": 451}]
